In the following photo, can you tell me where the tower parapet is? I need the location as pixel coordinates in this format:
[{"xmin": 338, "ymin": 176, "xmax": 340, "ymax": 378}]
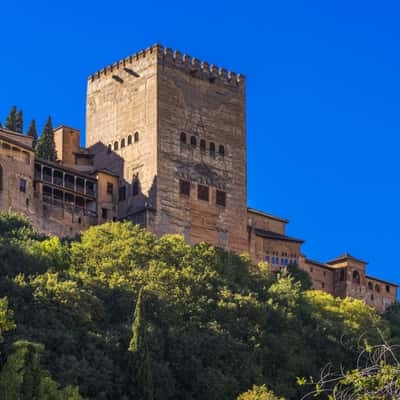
[
  {"xmin": 88, "ymin": 44, "xmax": 245, "ymax": 87},
  {"xmin": 159, "ymin": 46, "xmax": 245, "ymax": 87}
]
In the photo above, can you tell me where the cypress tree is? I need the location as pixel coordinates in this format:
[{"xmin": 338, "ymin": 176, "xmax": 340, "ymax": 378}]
[
  {"xmin": 35, "ymin": 116, "xmax": 57, "ymax": 161},
  {"xmin": 15, "ymin": 110, "xmax": 23, "ymax": 133},
  {"xmin": 5, "ymin": 106, "xmax": 17, "ymax": 131},
  {"xmin": 0, "ymin": 341, "xmax": 44, "ymax": 399},
  {"xmin": 0, "ymin": 340, "xmax": 82, "ymax": 399},
  {"xmin": 128, "ymin": 288, "xmax": 154, "ymax": 400},
  {"xmin": 26, "ymin": 119, "xmax": 38, "ymax": 149}
]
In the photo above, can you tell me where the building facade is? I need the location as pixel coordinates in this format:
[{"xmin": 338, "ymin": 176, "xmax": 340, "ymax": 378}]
[{"xmin": 0, "ymin": 44, "xmax": 397, "ymax": 311}]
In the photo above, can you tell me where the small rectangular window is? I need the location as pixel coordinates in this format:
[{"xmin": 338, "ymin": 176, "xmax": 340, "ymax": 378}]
[
  {"xmin": 107, "ymin": 182, "xmax": 113, "ymax": 195},
  {"xmin": 197, "ymin": 184, "xmax": 209, "ymax": 202},
  {"xmin": 216, "ymin": 190, "xmax": 226, "ymax": 207},
  {"xmin": 179, "ymin": 180, "xmax": 190, "ymax": 196},
  {"xmin": 19, "ymin": 178, "xmax": 26, "ymax": 193},
  {"xmin": 102, "ymin": 208, "xmax": 108, "ymax": 219},
  {"xmin": 119, "ymin": 186, "xmax": 126, "ymax": 201}
]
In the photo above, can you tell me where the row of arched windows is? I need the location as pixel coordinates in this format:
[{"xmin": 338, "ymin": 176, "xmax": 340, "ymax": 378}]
[
  {"xmin": 352, "ymin": 270, "xmax": 391, "ymax": 293},
  {"xmin": 367, "ymin": 280, "xmax": 390, "ymax": 293},
  {"xmin": 108, "ymin": 132, "xmax": 139, "ymax": 153},
  {"xmin": 180, "ymin": 132, "xmax": 225, "ymax": 157}
]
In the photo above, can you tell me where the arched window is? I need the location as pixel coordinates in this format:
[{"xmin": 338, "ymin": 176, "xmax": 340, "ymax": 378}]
[
  {"xmin": 352, "ymin": 270, "xmax": 360, "ymax": 284},
  {"xmin": 114, "ymin": 141, "xmax": 119, "ymax": 151},
  {"xmin": 386, "ymin": 285, "xmax": 391, "ymax": 293},
  {"xmin": 134, "ymin": 132, "xmax": 139, "ymax": 143},
  {"xmin": 128, "ymin": 135, "xmax": 132, "ymax": 145},
  {"xmin": 180, "ymin": 132, "xmax": 187, "ymax": 144},
  {"xmin": 375, "ymin": 284, "xmax": 381, "ymax": 293},
  {"xmin": 190, "ymin": 136, "xmax": 197, "ymax": 147},
  {"xmin": 368, "ymin": 281, "xmax": 373, "ymax": 290},
  {"xmin": 107, "ymin": 144, "xmax": 112, "ymax": 153},
  {"xmin": 200, "ymin": 139, "xmax": 206, "ymax": 152},
  {"xmin": 0, "ymin": 164, "xmax": 2, "ymax": 191},
  {"xmin": 121, "ymin": 138, "xmax": 126, "ymax": 148},
  {"xmin": 209, "ymin": 142, "xmax": 215, "ymax": 156},
  {"xmin": 219, "ymin": 145, "xmax": 225, "ymax": 156}
]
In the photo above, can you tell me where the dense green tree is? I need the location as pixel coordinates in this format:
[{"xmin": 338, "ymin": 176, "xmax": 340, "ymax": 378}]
[
  {"xmin": 0, "ymin": 341, "xmax": 84, "ymax": 400},
  {"xmin": 237, "ymin": 385, "xmax": 283, "ymax": 400},
  {"xmin": 0, "ymin": 212, "xmax": 397, "ymax": 399},
  {"xmin": 0, "ymin": 210, "xmax": 41, "ymax": 241},
  {"xmin": 128, "ymin": 288, "xmax": 154, "ymax": 400},
  {"xmin": 15, "ymin": 110, "xmax": 23, "ymax": 133},
  {"xmin": 26, "ymin": 119, "xmax": 38, "ymax": 148},
  {"xmin": 301, "ymin": 343, "xmax": 400, "ymax": 399},
  {"xmin": 383, "ymin": 302, "xmax": 400, "ymax": 343},
  {"xmin": 35, "ymin": 116, "xmax": 57, "ymax": 161},
  {"xmin": 0, "ymin": 297, "xmax": 15, "ymax": 344},
  {"xmin": 5, "ymin": 106, "xmax": 17, "ymax": 131},
  {"xmin": 286, "ymin": 263, "xmax": 313, "ymax": 290}
]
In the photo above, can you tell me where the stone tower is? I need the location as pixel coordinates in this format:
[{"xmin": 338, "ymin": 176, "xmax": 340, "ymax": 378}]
[{"xmin": 86, "ymin": 44, "xmax": 248, "ymax": 253}]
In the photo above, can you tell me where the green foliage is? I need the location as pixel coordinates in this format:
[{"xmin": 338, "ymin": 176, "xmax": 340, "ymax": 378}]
[
  {"xmin": 5, "ymin": 106, "xmax": 17, "ymax": 131},
  {"xmin": 35, "ymin": 116, "xmax": 57, "ymax": 161},
  {"xmin": 0, "ymin": 210, "xmax": 42, "ymax": 242},
  {"xmin": 383, "ymin": 302, "xmax": 400, "ymax": 342},
  {"xmin": 338, "ymin": 363, "xmax": 400, "ymax": 399},
  {"xmin": 237, "ymin": 385, "xmax": 283, "ymax": 400},
  {"xmin": 15, "ymin": 110, "xmax": 23, "ymax": 133},
  {"xmin": 286, "ymin": 263, "xmax": 312, "ymax": 290},
  {"xmin": 30, "ymin": 237, "xmax": 70, "ymax": 272},
  {"xmin": 128, "ymin": 288, "xmax": 154, "ymax": 400},
  {"xmin": 301, "ymin": 344, "xmax": 400, "ymax": 399},
  {"xmin": 0, "ymin": 340, "xmax": 84, "ymax": 400},
  {"xmin": 0, "ymin": 297, "xmax": 15, "ymax": 344},
  {"xmin": 26, "ymin": 119, "xmax": 38, "ymax": 148},
  {"xmin": 0, "ymin": 211, "xmax": 398, "ymax": 399}
]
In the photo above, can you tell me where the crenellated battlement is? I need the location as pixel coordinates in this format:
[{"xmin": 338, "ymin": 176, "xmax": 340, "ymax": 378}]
[
  {"xmin": 160, "ymin": 46, "xmax": 245, "ymax": 87},
  {"xmin": 88, "ymin": 44, "xmax": 162, "ymax": 81},
  {"xmin": 88, "ymin": 44, "xmax": 245, "ymax": 87}
]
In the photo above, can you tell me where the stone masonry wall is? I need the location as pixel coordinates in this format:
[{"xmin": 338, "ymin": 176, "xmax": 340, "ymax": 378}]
[
  {"xmin": 86, "ymin": 46, "xmax": 159, "ymax": 218},
  {"xmin": 155, "ymin": 47, "xmax": 248, "ymax": 253}
]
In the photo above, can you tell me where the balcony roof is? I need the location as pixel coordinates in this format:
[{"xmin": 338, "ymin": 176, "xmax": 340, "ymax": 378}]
[
  {"xmin": 35, "ymin": 158, "xmax": 97, "ymax": 181},
  {"xmin": 254, "ymin": 228, "xmax": 304, "ymax": 244},
  {"xmin": 247, "ymin": 207, "xmax": 289, "ymax": 223}
]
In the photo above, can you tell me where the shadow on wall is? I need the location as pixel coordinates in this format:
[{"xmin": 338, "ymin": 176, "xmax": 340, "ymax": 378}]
[{"xmin": 87, "ymin": 141, "xmax": 157, "ymax": 224}]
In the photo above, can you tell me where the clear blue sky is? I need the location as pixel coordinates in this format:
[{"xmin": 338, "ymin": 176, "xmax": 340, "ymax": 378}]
[{"xmin": 1, "ymin": 1, "xmax": 399, "ymax": 284}]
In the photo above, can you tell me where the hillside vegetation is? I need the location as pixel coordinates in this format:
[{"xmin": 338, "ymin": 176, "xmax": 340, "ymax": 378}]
[{"xmin": 0, "ymin": 212, "xmax": 399, "ymax": 399}]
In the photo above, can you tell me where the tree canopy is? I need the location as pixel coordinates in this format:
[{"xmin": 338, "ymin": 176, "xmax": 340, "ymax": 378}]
[
  {"xmin": 15, "ymin": 110, "xmax": 23, "ymax": 133},
  {"xmin": 5, "ymin": 106, "xmax": 17, "ymax": 131},
  {"xmin": 35, "ymin": 116, "xmax": 57, "ymax": 161},
  {"xmin": 0, "ymin": 212, "xmax": 398, "ymax": 399},
  {"xmin": 26, "ymin": 119, "xmax": 38, "ymax": 148}
]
